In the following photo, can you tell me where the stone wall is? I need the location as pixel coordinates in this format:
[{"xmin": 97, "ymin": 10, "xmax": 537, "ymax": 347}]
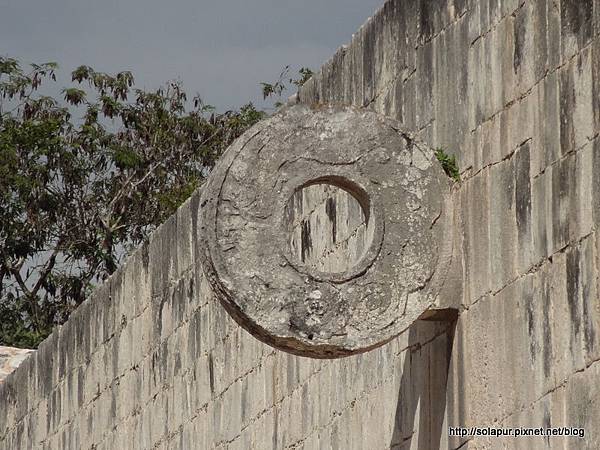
[
  {"xmin": 1, "ymin": 0, "xmax": 599, "ymax": 449},
  {"xmin": 300, "ymin": 0, "xmax": 600, "ymax": 447},
  {"xmin": 0, "ymin": 348, "xmax": 34, "ymax": 386},
  {"xmin": 286, "ymin": 183, "xmax": 371, "ymax": 275},
  {"xmin": 0, "ymin": 191, "xmax": 455, "ymax": 449}
]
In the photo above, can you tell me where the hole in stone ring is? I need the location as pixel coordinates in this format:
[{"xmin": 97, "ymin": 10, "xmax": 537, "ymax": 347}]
[{"xmin": 284, "ymin": 177, "xmax": 375, "ymax": 275}]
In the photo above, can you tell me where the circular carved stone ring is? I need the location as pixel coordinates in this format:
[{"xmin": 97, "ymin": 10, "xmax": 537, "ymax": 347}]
[{"xmin": 199, "ymin": 104, "xmax": 453, "ymax": 358}]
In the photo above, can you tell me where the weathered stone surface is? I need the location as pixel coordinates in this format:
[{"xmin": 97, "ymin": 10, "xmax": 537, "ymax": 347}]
[
  {"xmin": 0, "ymin": 347, "xmax": 33, "ymax": 385},
  {"xmin": 2, "ymin": 1, "xmax": 600, "ymax": 449},
  {"xmin": 298, "ymin": 0, "xmax": 600, "ymax": 447},
  {"xmin": 199, "ymin": 104, "xmax": 454, "ymax": 357}
]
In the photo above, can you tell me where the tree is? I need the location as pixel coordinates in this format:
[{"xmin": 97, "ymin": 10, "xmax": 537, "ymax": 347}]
[
  {"xmin": 0, "ymin": 57, "xmax": 268, "ymax": 348},
  {"xmin": 260, "ymin": 65, "xmax": 313, "ymax": 106}
]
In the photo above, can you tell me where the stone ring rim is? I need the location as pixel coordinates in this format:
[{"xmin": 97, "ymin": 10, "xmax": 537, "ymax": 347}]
[{"xmin": 276, "ymin": 168, "xmax": 385, "ymax": 284}]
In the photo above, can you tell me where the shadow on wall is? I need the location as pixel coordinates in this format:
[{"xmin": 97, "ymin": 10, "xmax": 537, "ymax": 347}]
[{"xmin": 390, "ymin": 317, "xmax": 458, "ymax": 449}]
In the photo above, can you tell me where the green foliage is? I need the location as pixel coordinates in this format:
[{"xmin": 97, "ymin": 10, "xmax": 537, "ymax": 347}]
[
  {"xmin": 291, "ymin": 67, "xmax": 314, "ymax": 87},
  {"xmin": 434, "ymin": 148, "xmax": 461, "ymax": 182},
  {"xmin": 0, "ymin": 56, "xmax": 266, "ymax": 348},
  {"xmin": 0, "ymin": 300, "xmax": 51, "ymax": 348},
  {"xmin": 261, "ymin": 66, "xmax": 313, "ymax": 101},
  {"xmin": 62, "ymin": 87, "xmax": 86, "ymax": 105}
]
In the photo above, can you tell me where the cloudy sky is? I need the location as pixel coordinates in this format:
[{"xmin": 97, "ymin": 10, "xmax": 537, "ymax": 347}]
[{"xmin": 1, "ymin": 0, "xmax": 383, "ymax": 111}]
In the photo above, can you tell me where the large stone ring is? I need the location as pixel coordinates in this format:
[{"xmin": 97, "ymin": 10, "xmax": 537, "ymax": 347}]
[{"xmin": 199, "ymin": 104, "xmax": 454, "ymax": 357}]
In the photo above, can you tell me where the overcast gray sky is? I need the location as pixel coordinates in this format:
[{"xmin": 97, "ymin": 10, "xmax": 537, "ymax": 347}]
[{"xmin": 1, "ymin": 0, "xmax": 383, "ymax": 111}]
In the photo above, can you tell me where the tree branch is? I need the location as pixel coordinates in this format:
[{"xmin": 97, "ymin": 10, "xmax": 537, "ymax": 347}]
[{"xmin": 31, "ymin": 247, "xmax": 59, "ymax": 297}]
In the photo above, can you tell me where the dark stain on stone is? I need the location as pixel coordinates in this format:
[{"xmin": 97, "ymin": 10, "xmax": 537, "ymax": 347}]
[
  {"xmin": 594, "ymin": 140, "xmax": 600, "ymax": 225},
  {"xmin": 187, "ymin": 313, "xmax": 197, "ymax": 359},
  {"xmin": 141, "ymin": 240, "xmax": 149, "ymax": 271},
  {"xmin": 325, "ymin": 197, "xmax": 337, "ymax": 243},
  {"xmin": 286, "ymin": 354, "xmax": 295, "ymax": 392},
  {"xmin": 190, "ymin": 190, "xmax": 200, "ymax": 236},
  {"xmin": 525, "ymin": 288, "xmax": 536, "ymax": 362},
  {"xmin": 39, "ymin": 336, "xmax": 57, "ymax": 397},
  {"xmin": 543, "ymin": 73, "xmax": 560, "ymax": 166},
  {"xmin": 112, "ymin": 338, "xmax": 119, "ymax": 380},
  {"xmin": 559, "ymin": 68, "xmax": 576, "ymax": 156},
  {"xmin": 566, "ymin": 247, "xmax": 582, "ymax": 342},
  {"xmin": 54, "ymin": 390, "xmax": 61, "ymax": 430},
  {"xmin": 513, "ymin": 9, "xmax": 526, "ymax": 73},
  {"xmin": 188, "ymin": 277, "xmax": 194, "ymax": 299},
  {"xmin": 581, "ymin": 276, "xmax": 596, "ymax": 353},
  {"xmin": 46, "ymin": 391, "xmax": 53, "ymax": 433},
  {"xmin": 362, "ymin": 18, "xmax": 376, "ymax": 104},
  {"xmin": 541, "ymin": 271, "xmax": 552, "ymax": 379},
  {"xmin": 417, "ymin": 31, "xmax": 434, "ymax": 115},
  {"xmin": 296, "ymin": 188, "xmax": 303, "ymax": 214},
  {"xmin": 110, "ymin": 390, "xmax": 117, "ymax": 423},
  {"xmin": 87, "ymin": 409, "xmax": 94, "ymax": 437},
  {"xmin": 77, "ymin": 368, "xmax": 85, "ymax": 408},
  {"xmin": 58, "ymin": 340, "xmax": 67, "ymax": 382},
  {"xmin": 273, "ymin": 408, "xmax": 279, "ymax": 449},
  {"xmin": 241, "ymin": 378, "xmax": 248, "ymax": 423},
  {"xmin": 160, "ymin": 340, "xmax": 168, "ymax": 382},
  {"xmin": 454, "ymin": 0, "xmax": 467, "ymax": 15},
  {"xmin": 515, "ymin": 143, "xmax": 531, "ymax": 247},
  {"xmin": 152, "ymin": 293, "xmax": 166, "ymax": 341},
  {"xmin": 419, "ymin": 0, "xmax": 434, "ymax": 43},
  {"xmin": 534, "ymin": 180, "xmax": 548, "ymax": 259},
  {"xmin": 174, "ymin": 352, "xmax": 181, "ymax": 376},
  {"xmin": 300, "ymin": 219, "xmax": 312, "ymax": 263},
  {"xmin": 14, "ymin": 423, "xmax": 23, "ymax": 450},
  {"xmin": 532, "ymin": 0, "xmax": 548, "ymax": 79},
  {"xmin": 552, "ymin": 157, "xmax": 573, "ymax": 249},
  {"xmin": 301, "ymin": 383, "xmax": 309, "ymax": 428},
  {"xmin": 208, "ymin": 353, "xmax": 215, "ymax": 396},
  {"xmin": 504, "ymin": 153, "xmax": 516, "ymax": 213},
  {"xmin": 561, "ymin": 0, "xmax": 593, "ymax": 47},
  {"xmin": 331, "ymin": 423, "xmax": 339, "ymax": 448},
  {"xmin": 543, "ymin": 405, "xmax": 552, "ymax": 445},
  {"xmin": 151, "ymin": 351, "xmax": 158, "ymax": 385},
  {"xmin": 581, "ymin": 249, "xmax": 596, "ymax": 355},
  {"xmin": 393, "ymin": 72, "xmax": 405, "ymax": 123},
  {"xmin": 174, "ymin": 279, "xmax": 186, "ymax": 324}
]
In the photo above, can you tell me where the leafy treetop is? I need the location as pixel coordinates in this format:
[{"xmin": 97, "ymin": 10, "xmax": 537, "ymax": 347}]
[{"xmin": 0, "ymin": 57, "xmax": 277, "ymax": 348}]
